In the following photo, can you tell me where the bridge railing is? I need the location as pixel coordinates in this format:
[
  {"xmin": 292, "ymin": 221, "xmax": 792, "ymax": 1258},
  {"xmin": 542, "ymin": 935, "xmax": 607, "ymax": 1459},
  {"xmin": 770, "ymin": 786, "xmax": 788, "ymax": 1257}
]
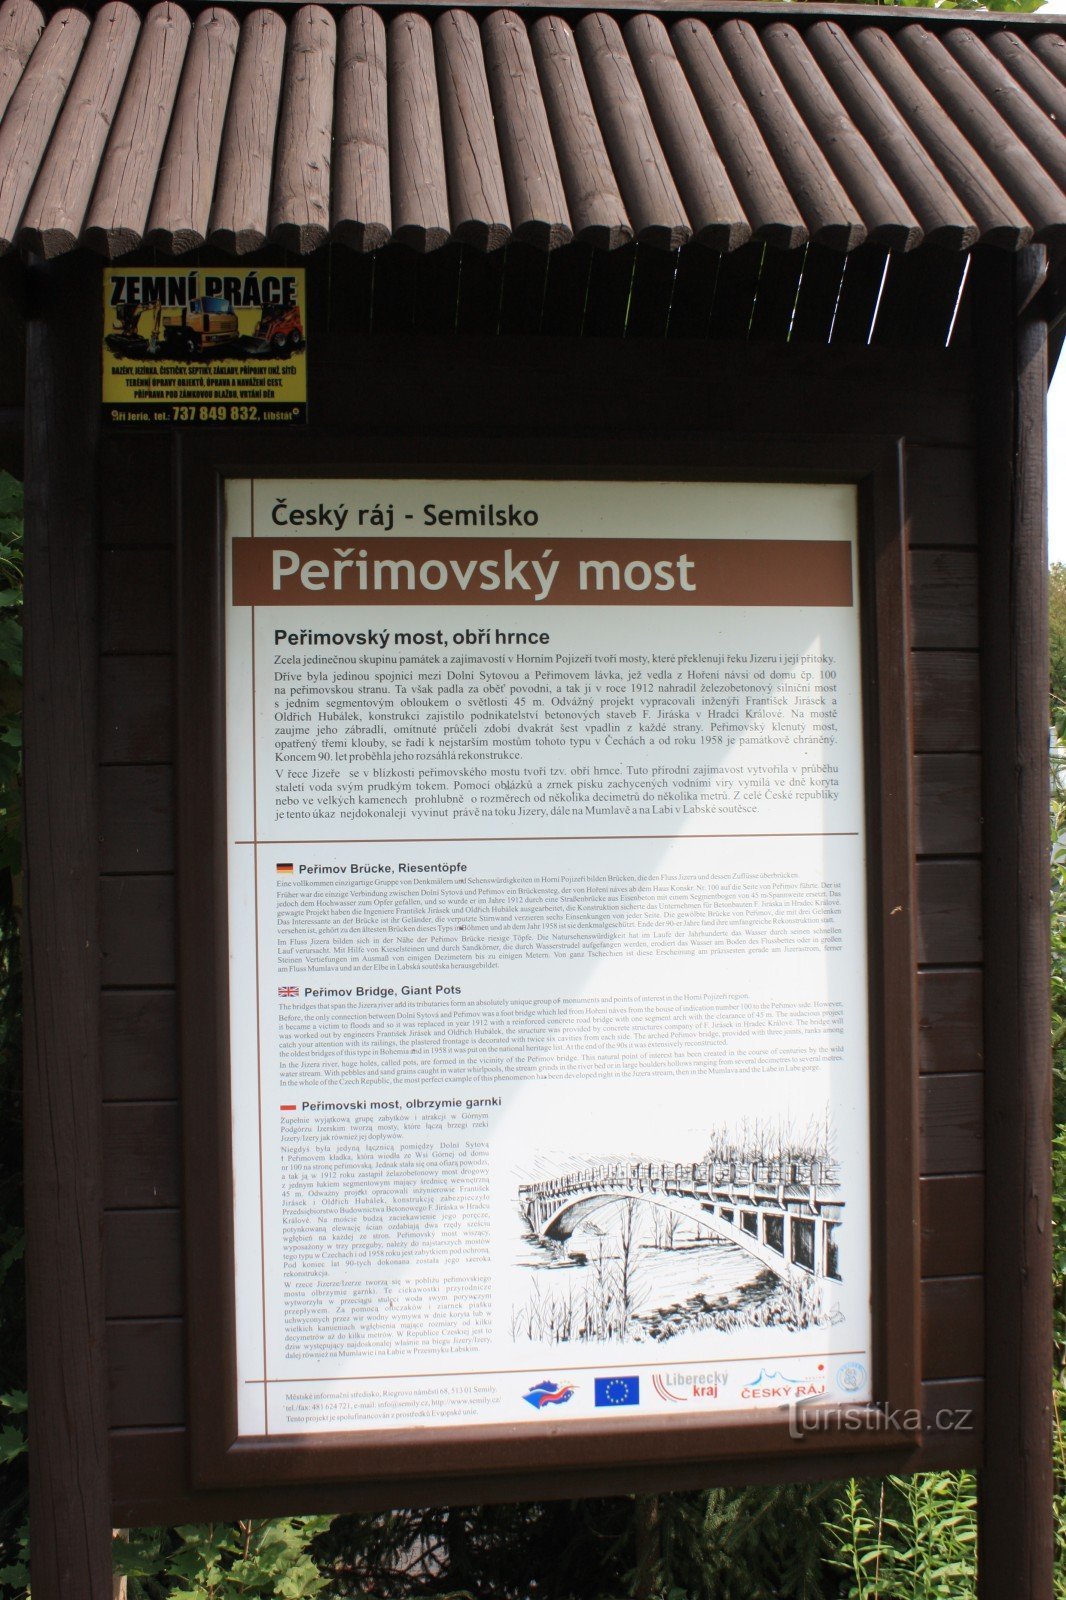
[{"xmin": 520, "ymin": 1156, "xmax": 840, "ymax": 1205}]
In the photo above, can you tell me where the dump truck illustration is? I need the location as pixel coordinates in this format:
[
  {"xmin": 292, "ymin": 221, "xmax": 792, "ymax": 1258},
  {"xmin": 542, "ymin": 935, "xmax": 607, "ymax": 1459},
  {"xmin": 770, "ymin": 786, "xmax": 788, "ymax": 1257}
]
[{"xmin": 161, "ymin": 295, "xmax": 240, "ymax": 357}]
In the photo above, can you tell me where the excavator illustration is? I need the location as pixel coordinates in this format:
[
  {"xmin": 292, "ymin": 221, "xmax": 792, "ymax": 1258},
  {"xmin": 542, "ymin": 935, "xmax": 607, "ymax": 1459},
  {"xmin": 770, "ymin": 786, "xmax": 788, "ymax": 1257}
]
[{"xmin": 256, "ymin": 301, "xmax": 304, "ymax": 355}]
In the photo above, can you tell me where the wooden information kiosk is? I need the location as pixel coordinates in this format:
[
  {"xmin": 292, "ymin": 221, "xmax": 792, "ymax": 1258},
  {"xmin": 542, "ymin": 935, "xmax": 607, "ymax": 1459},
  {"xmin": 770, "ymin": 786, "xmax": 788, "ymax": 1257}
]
[{"xmin": 11, "ymin": 0, "xmax": 1065, "ymax": 1592}]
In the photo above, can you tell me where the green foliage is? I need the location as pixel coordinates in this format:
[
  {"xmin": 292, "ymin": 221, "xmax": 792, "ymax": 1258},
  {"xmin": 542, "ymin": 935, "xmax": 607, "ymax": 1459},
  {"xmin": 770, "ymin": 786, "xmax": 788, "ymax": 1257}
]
[
  {"xmin": 115, "ymin": 1520, "xmax": 334, "ymax": 1599},
  {"xmin": 312, "ymin": 1499, "xmax": 635, "ymax": 1598},
  {"xmin": 671, "ymin": 1483, "xmax": 837, "ymax": 1600},
  {"xmin": 880, "ymin": 0, "xmax": 1045, "ymax": 11},
  {"xmin": 824, "ymin": 1473, "xmax": 977, "ymax": 1598},
  {"xmin": 1051, "ymin": 564, "xmax": 1066, "ymax": 741}
]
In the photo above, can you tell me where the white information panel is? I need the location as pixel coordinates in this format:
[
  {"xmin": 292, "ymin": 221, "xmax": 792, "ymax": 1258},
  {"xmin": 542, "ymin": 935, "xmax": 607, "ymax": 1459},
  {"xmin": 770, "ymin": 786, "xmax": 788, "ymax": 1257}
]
[{"xmin": 224, "ymin": 478, "xmax": 874, "ymax": 1437}]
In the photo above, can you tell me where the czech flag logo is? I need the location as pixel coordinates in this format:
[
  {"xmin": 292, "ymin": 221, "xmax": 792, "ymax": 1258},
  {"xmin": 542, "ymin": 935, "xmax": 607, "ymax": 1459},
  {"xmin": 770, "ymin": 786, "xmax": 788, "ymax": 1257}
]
[{"xmin": 522, "ymin": 1379, "xmax": 576, "ymax": 1410}]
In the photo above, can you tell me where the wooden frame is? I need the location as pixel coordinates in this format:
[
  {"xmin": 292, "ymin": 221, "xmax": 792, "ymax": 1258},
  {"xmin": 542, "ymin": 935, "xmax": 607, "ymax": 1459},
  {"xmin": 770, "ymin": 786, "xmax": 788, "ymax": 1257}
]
[
  {"xmin": 972, "ymin": 248, "xmax": 1054, "ymax": 1597},
  {"xmin": 177, "ymin": 427, "xmax": 919, "ymax": 1498},
  {"xmin": 23, "ymin": 249, "xmax": 114, "ymax": 1599}
]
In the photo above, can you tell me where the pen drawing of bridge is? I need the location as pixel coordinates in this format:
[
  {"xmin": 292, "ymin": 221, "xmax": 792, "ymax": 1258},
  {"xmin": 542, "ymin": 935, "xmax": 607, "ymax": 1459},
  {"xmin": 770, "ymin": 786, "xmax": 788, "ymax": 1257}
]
[{"xmin": 513, "ymin": 1124, "xmax": 845, "ymax": 1345}]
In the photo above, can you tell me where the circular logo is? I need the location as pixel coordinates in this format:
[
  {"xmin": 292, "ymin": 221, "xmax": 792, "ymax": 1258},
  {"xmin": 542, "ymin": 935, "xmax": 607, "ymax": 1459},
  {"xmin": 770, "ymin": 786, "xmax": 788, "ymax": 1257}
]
[{"xmin": 836, "ymin": 1362, "xmax": 867, "ymax": 1393}]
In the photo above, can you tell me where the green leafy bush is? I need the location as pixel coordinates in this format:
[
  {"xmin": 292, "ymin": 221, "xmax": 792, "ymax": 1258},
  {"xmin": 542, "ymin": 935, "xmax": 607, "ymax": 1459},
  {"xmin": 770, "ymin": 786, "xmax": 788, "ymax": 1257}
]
[
  {"xmin": 114, "ymin": 1521, "xmax": 334, "ymax": 1600},
  {"xmin": 824, "ymin": 1473, "xmax": 977, "ymax": 1598}
]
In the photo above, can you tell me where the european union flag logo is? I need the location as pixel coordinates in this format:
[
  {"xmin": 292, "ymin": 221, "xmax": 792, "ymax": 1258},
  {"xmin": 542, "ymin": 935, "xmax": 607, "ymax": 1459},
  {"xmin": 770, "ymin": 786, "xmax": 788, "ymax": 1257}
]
[{"xmin": 594, "ymin": 1376, "xmax": 640, "ymax": 1408}]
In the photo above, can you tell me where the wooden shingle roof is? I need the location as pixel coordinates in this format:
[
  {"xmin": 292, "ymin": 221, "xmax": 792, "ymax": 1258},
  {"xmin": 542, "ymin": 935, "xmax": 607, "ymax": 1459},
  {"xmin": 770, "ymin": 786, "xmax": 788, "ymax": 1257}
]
[{"xmin": 1, "ymin": 0, "xmax": 1065, "ymax": 259}]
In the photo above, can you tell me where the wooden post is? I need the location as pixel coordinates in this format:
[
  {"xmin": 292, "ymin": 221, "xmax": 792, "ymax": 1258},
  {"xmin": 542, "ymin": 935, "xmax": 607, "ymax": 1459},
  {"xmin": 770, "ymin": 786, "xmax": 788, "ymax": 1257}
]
[
  {"xmin": 974, "ymin": 246, "xmax": 1054, "ymax": 1599},
  {"xmin": 23, "ymin": 253, "xmax": 113, "ymax": 1596},
  {"xmin": 113, "ymin": 1530, "xmax": 129, "ymax": 1600}
]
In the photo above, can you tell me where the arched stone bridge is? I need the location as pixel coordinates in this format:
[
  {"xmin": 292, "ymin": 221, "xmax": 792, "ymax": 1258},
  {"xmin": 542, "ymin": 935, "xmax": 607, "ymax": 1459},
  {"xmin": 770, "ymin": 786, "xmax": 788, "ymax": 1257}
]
[{"xmin": 519, "ymin": 1157, "xmax": 844, "ymax": 1288}]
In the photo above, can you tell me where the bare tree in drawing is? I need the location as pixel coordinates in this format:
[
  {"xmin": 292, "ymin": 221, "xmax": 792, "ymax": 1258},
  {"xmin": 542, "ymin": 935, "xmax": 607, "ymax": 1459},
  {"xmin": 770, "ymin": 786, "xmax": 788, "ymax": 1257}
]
[
  {"xmin": 613, "ymin": 1199, "xmax": 641, "ymax": 1332},
  {"xmin": 652, "ymin": 1208, "xmax": 679, "ymax": 1250}
]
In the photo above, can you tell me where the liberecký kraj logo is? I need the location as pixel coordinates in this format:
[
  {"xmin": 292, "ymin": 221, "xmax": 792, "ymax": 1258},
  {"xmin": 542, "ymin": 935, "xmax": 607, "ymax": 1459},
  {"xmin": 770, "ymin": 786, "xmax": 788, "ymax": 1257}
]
[
  {"xmin": 740, "ymin": 1365, "xmax": 827, "ymax": 1401},
  {"xmin": 652, "ymin": 1370, "xmax": 729, "ymax": 1403},
  {"xmin": 522, "ymin": 1379, "xmax": 577, "ymax": 1410}
]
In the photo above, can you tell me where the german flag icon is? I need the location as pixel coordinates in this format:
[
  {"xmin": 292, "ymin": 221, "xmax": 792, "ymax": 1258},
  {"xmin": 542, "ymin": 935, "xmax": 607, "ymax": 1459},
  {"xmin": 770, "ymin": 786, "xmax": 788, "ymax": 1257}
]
[{"xmin": 276, "ymin": 863, "xmax": 294, "ymax": 874}]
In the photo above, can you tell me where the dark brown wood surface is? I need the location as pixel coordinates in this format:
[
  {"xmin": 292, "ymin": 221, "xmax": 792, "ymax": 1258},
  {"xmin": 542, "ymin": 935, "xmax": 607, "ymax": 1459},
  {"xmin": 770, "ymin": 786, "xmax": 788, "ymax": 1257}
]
[
  {"xmin": 101, "ymin": 657, "xmax": 174, "ymax": 762},
  {"xmin": 918, "ymin": 970, "xmax": 983, "ymax": 1074},
  {"xmin": 388, "ymin": 10, "xmax": 450, "ymax": 251},
  {"xmin": 973, "ymin": 248, "xmax": 1053, "ymax": 1599},
  {"xmin": 906, "ymin": 446, "xmax": 977, "ymax": 545},
  {"xmin": 717, "ymin": 18, "xmax": 865, "ymax": 251},
  {"xmin": 922, "ymin": 1278, "xmax": 984, "ymax": 1381},
  {"xmin": 0, "ymin": 0, "xmax": 44, "ymax": 124},
  {"xmin": 104, "ymin": 1211, "xmax": 183, "ymax": 1318},
  {"xmin": 24, "ymin": 253, "xmax": 113, "ymax": 1596},
  {"xmin": 17, "ymin": 0, "xmax": 139, "ymax": 259},
  {"xmin": 625, "ymin": 12, "xmax": 747, "ymax": 253},
  {"xmin": 0, "ymin": 6, "xmax": 91, "ymax": 252},
  {"xmin": 671, "ymin": 19, "xmax": 804, "ymax": 250},
  {"xmin": 914, "ymin": 755, "xmax": 981, "ymax": 856},
  {"xmin": 577, "ymin": 12, "xmax": 690, "ymax": 250},
  {"xmin": 944, "ymin": 28, "xmax": 1066, "ymax": 192},
  {"xmin": 913, "ymin": 654, "xmax": 980, "ymax": 753},
  {"xmin": 269, "ymin": 3, "xmax": 334, "ymax": 254},
  {"xmin": 852, "ymin": 25, "xmax": 1032, "ymax": 250},
  {"xmin": 101, "ymin": 876, "xmax": 176, "ymax": 985},
  {"xmin": 791, "ymin": 245, "xmax": 848, "ymax": 344},
  {"xmin": 332, "ymin": 5, "xmax": 391, "ymax": 251},
  {"xmin": 1031, "ymin": 28, "xmax": 1066, "ymax": 84},
  {"xmin": 83, "ymin": 1, "xmax": 191, "ymax": 258},
  {"xmin": 101, "ymin": 548, "xmax": 173, "ymax": 652},
  {"xmin": 921, "ymin": 1176, "xmax": 983, "ymax": 1277},
  {"xmin": 897, "ymin": 23, "xmax": 1066, "ymax": 241},
  {"xmin": 145, "ymin": 5, "xmax": 238, "ymax": 253},
  {"xmin": 762, "ymin": 22, "xmax": 919, "ymax": 251},
  {"xmin": 916, "ymin": 861, "xmax": 982, "ymax": 964},
  {"xmin": 209, "ymin": 7, "xmax": 287, "ymax": 255},
  {"xmin": 102, "ymin": 990, "xmax": 180, "ymax": 1100},
  {"xmin": 99, "ymin": 765, "xmax": 175, "ymax": 873},
  {"xmin": 920, "ymin": 1074, "xmax": 983, "ymax": 1175},
  {"xmin": 483, "ymin": 9, "xmax": 571, "ymax": 250},
  {"xmin": 0, "ymin": 4, "xmax": 1063, "ymax": 260},
  {"xmin": 806, "ymin": 21, "xmax": 977, "ymax": 251},
  {"xmin": 102, "ymin": 1104, "xmax": 182, "ymax": 1208},
  {"xmin": 67, "ymin": 0, "xmax": 1065, "ymax": 21},
  {"xmin": 909, "ymin": 551, "xmax": 978, "ymax": 648},
  {"xmin": 988, "ymin": 28, "xmax": 1066, "ymax": 124},
  {"xmin": 436, "ymin": 7, "xmax": 511, "ymax": 250},
  {"xmin": 88, "ymin": 321, "xmax": 990, "ymax": 1516},
  {"xmin": 531, "ymin": 13, "xmax": 632, "ymax": 250}
]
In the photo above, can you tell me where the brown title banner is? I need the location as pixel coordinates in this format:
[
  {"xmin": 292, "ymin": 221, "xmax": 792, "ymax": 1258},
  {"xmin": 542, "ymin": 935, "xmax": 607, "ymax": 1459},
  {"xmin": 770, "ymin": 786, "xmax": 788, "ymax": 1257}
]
[{"xmin": 232, "ymin": 537, "xmax": 853, "ymax": 608}]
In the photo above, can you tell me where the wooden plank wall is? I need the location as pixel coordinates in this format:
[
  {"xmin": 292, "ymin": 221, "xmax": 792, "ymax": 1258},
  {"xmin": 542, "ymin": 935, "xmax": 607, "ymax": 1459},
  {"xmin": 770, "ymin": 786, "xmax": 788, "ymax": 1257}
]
[{"xmin": 98, "ymin": 317, "xmax": 984, "ymax": 1519}]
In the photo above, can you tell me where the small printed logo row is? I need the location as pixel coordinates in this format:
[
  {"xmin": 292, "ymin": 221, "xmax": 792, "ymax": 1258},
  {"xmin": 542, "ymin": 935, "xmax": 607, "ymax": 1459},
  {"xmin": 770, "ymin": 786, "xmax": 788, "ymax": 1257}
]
[
  {"xmin": 523, "ymin": 1377, "xmax": 643, "ymax": 1410},
  {"xmin": 522, "ymin": 1364, "xmax": 867, "ymax": 1412}
]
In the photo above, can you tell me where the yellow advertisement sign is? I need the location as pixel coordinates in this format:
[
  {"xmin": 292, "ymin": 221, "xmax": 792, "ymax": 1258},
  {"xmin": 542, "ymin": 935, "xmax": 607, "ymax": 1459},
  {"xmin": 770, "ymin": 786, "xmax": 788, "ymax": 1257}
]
[{"xmin": 102, "ymin": 267, "xmax": 307, "ymax": 425}]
